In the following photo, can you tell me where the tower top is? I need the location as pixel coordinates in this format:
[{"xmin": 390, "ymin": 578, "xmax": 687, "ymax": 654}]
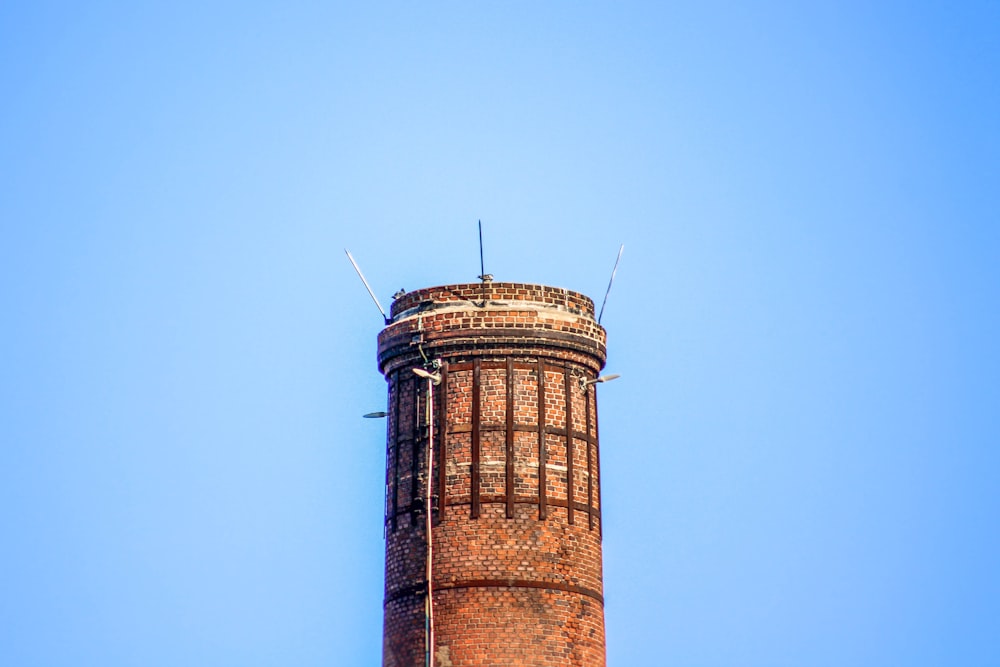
[
  {"xmin": 377, "ymin": 282, "xmax": 607, "ymax": 377},
  {"xmin": 389, "ymin": 282, "xmax": 597, "ymax": 321}
]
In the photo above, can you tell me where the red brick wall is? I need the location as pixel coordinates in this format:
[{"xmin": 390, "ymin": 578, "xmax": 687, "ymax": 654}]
[{"xmin": 378, "ymin": 283, "xmax": 609, "ymax": 667}]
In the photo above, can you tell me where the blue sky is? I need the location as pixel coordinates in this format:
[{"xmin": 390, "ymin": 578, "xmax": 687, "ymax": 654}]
[{"xmin": 1, "ymin": 2, "xmax": 998, "ymax": 665}]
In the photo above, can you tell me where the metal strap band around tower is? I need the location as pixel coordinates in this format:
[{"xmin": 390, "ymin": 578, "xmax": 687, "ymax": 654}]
[
  {"xmin": 377, "ymin": 327, "xmax": 607, "ymax": 372},
  {"xmin": 384, "ymin": 578, "xmax": 604, "ymax": 607}
]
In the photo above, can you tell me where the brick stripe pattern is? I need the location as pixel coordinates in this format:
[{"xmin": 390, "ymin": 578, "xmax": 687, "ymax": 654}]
[{"xmin": 378, "ymin": 283, "xmax": 609, "ymax": 667}]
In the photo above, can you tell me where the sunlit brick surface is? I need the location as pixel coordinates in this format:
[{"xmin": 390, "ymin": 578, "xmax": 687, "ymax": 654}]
[{"xmin": 377, "ymin": 283, "xmax": 609, "ymax": 667}]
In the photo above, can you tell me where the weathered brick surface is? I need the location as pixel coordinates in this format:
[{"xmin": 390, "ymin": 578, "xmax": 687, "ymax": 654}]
[{"xmin": 378, "ymin": 283, "xmax": 609, "ymax": 667}]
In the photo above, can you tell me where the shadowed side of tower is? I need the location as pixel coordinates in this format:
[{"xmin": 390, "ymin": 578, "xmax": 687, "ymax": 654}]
[{"xmin": 378, "ymin": 283, "xmax": 609, "ymax": 667}]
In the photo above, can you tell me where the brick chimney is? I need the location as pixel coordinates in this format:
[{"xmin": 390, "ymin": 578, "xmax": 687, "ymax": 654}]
[{"xmin": 378, "ymin": 283, "xmax": 609, "ymax": 667}]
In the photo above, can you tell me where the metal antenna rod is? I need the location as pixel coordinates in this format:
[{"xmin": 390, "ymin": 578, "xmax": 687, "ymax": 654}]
[
  {"xmin": 345, "ymin": 249, "xmax": 390, "ymax": 324},
  {"xmin": 598, "ymin": 244, "xmax": 624, "ymax": 325},
  {"xmin": 478, "ymin": 220, "xmax": 486, "ymax": 281}
]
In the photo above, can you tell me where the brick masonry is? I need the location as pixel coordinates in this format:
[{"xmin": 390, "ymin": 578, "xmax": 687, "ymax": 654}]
[{"xmin": 378, "ymin": 283, "xmax": 609, "ymax": 667}]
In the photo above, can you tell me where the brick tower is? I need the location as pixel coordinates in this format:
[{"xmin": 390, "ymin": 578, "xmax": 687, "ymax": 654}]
[{"xmin": 377, "ymin": 282, "xmax": 610, "ymax": 667}]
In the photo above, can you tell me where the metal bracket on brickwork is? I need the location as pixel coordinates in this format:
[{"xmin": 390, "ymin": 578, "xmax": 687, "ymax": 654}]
[{"xmin": 580, "ymin": 373, "xmax": 621, "ymax": 392}]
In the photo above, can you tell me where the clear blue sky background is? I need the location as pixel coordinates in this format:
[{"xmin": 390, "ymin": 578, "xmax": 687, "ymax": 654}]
[{"xmin": 2, "ymin": 2, "xmax": 998, "ymax": 666}]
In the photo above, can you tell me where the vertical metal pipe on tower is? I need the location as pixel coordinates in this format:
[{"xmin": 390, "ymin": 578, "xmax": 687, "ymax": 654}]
[{"xmin": 378, "ymin": 282, "xmax": 611, "ymax": 667}]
